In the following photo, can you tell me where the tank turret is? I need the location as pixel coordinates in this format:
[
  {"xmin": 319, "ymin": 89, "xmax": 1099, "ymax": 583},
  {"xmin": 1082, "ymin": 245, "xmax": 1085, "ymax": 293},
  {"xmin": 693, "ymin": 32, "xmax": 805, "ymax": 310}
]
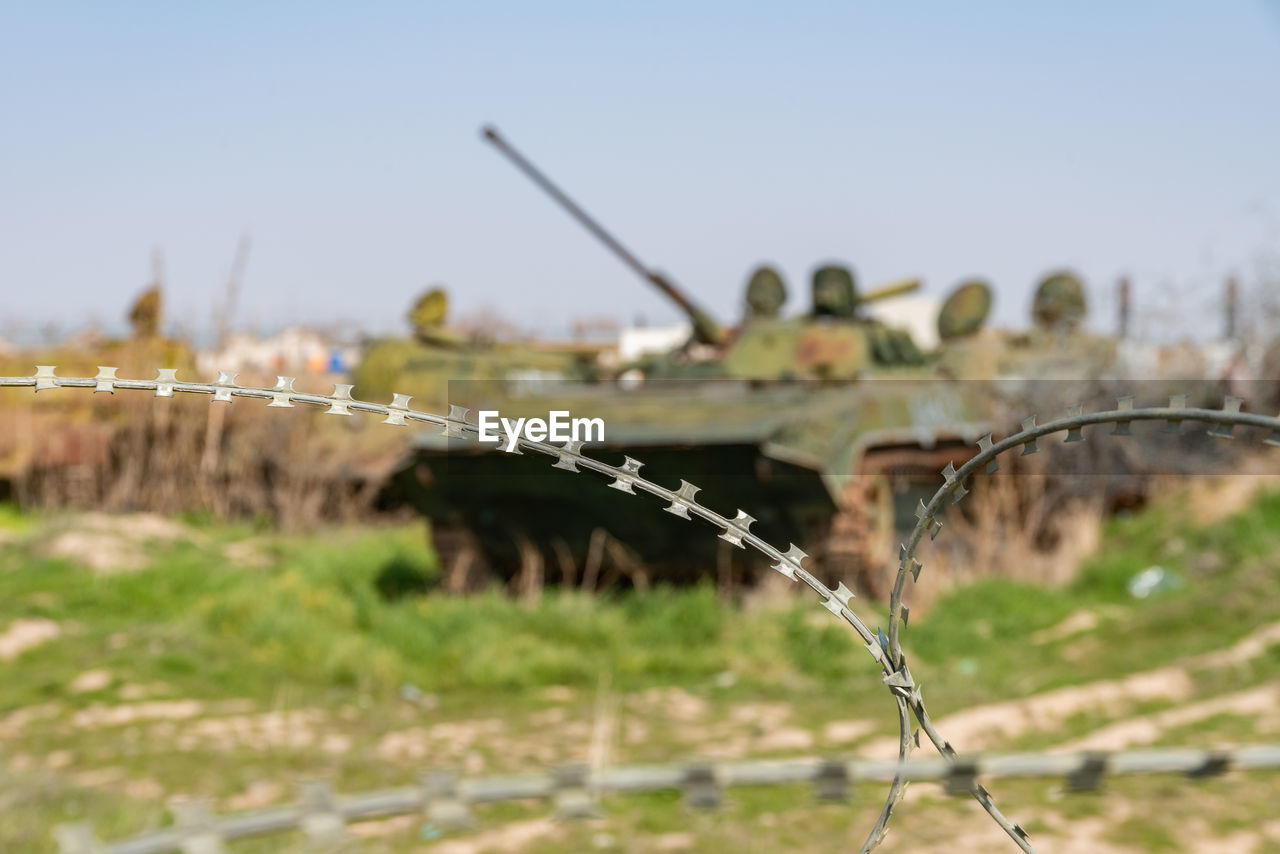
[
  {"xmin": 743, "ymin": 265, "xmax": 787, "ymax": 320},
  {"xmin": 1032, "ymin": 270, "xmax": 1088, "ymax": 332},
  {"xmin": 811, "ymin": 264, "xmax": 858, "ymax": 318},
  {"xmin": 407, "ymin": 286, "xmax": 465, "ymax": 348},
  {"xmin": 128, "ymin": 285, "xmax": 163, "ymax": 339},
  {"xmin": 937, "ymin": 279, "xmax": 994, "ymax": 341}
]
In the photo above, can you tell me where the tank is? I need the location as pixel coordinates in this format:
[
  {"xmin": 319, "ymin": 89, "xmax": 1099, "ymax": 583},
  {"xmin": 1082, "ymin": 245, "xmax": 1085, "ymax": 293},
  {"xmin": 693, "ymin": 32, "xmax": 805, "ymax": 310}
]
[{"xmin": 374, "ymin": 128, "xmax": 1115, "ymax": 594}]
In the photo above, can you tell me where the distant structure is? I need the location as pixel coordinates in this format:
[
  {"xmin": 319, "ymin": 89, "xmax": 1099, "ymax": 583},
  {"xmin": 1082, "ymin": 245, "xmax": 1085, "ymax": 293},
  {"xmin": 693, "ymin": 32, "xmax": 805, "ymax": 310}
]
[
  {"xmin": 1117, "ymin": 277, "xmax": 1131, "ymax": 339},
  {"xmin": 1225, "ymin": 276, "xmax": 1239, "ymax": 341},
  {"xmin": 197, "ymin": 327, "xmax": 361, "ymax": 377},
  {"xmin": 865, "ymin": 294, "xmax": 943, "ymax": 351},
  {"xmin": 618, "ymin": 323, "xmax": 691, "ymax": 363}
]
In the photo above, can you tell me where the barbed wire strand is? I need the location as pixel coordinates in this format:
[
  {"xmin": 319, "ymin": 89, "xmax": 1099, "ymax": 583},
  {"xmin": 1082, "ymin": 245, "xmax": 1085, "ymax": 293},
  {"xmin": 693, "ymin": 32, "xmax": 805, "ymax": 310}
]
[
  {"xmin": 879, "ymin": 394, "xmax": 1280, "ymax": 852},
  {"xmin": 53, "ymin": 744, "xmax": 1280, "ymax": 853}
]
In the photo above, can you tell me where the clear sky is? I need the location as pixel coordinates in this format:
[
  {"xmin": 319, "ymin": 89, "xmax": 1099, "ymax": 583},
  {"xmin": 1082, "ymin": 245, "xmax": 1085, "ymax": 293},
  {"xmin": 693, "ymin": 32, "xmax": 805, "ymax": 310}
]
[{"xmin": 2, "ymin": 1, "xmax": 1278, "ymax": 340}]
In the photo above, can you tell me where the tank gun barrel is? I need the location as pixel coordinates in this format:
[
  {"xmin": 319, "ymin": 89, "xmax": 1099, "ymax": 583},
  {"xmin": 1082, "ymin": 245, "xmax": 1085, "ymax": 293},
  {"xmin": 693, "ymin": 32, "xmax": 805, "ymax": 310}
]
[
  {"xmin": 481, "ymin": 125, "xmax": 723, "ymax": 345},
  {"xmin": 860, "ymin": 278, "xmax": 921, "ymax": 304}
]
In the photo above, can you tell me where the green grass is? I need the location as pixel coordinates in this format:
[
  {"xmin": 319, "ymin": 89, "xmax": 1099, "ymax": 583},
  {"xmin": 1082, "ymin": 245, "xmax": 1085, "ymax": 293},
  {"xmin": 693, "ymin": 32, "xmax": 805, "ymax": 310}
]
[
  {"xmin": 0, "ymin": 514, "xmax": 891, "ymax": 710},
  {"xmin": 0, "ymin": 501, "xmax": 32, "ymax": 531},
  {"xmin": 899, "ymin": 488, "xmax": 1280, "ymax": 713}
]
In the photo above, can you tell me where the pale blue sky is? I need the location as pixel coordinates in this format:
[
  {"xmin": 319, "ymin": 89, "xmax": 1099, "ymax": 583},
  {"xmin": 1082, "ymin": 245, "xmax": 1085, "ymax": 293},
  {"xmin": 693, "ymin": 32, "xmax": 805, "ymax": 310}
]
[{"xmin": 2, "ymin": 2, "xmax": 1278, "ymax": 339}]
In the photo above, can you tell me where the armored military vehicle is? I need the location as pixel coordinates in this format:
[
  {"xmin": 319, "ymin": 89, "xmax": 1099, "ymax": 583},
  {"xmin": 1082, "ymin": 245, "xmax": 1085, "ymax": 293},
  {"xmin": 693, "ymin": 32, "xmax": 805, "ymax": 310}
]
[
  {"xmin": 353, "ymin": 284, "xmax": 612, "ymax": 415},
  {"xmin": 377, "ymin": 129, "xmax": 1114, "ymax": 595}
]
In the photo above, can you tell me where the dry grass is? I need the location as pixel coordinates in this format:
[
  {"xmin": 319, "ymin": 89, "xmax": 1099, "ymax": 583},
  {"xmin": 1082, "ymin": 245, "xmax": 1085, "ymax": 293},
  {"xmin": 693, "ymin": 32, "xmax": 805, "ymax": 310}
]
[{"xmin": 0, "ymin": 380, "xmax": 407, "ymax": 528}]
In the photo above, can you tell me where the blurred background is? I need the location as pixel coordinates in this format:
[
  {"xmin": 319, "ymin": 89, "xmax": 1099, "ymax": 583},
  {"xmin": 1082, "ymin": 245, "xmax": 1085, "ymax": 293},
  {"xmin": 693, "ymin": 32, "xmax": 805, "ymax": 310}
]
[{"xmin": 2, "ymin": 2, "xmax": 1280, "ymax": 852}]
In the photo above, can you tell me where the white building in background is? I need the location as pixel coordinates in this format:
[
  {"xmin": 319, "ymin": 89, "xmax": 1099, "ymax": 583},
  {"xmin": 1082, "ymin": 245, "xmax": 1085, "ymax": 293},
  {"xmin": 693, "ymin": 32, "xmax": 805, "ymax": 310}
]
[
  {"xmin": 865, "ymin": 294, "xmax": 943, "ymax": 351},
  {"xmin": 197, "ymin": 327, "xmax": 361, "ymax": 378},
  {"xmin": 618, "ymin": 323, "xmax": 692, "ymax": 362}
]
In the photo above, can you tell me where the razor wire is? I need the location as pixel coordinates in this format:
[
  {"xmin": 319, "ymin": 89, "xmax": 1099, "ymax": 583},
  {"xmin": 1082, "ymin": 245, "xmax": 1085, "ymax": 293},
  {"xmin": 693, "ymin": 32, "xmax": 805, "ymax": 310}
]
[
  {"xmin": 51, "ymin": 744, "xmax": 1280, "ymax": 854},
  {"xmin": 874, "ymin": 393, "xmax": 1280, "ymax": 852},
  {"xmin": 5, "ymin": 368, "xmax": 1280, "ymax": 852}
]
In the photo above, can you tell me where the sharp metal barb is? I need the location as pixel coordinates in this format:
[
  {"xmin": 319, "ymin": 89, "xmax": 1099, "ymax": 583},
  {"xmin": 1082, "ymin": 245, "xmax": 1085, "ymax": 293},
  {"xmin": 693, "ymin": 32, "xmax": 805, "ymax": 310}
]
[
  {"xmin": 1019, "ymin": 416, "xmax": 1038, "ymax": 455},
  {"xmin": 1067, "ymin": 753, "xmax": 1108, "ymax": 792},
  {"xmin": 663, "ymin": 479, "xmax": 701, "ymax": 518},
  {"xmin": 444, "ymin": 404, "xmax": 470, "ymax": 438},
  {"xmin": 944, "ymin": 759, "xmax": 979, "ymax": 797},
  {"xmin": 916, "ymin": 499, "xmax": 942, "ymax": 536},
  {"xmin": 155, "ymin": 367, "xmax": 179, "ymax": 397},
  {"xmin": 718, "ymin": 509, "xmax": 756, "ymax": 547},
  {"xmin": 269, "ymin": 376, "xmax": 297, "ymax": 408},
  {"xmin": 1111, "ymin": 395, "xmax": 1134, "ymax": 435},
  {"xmin": 1187, "ymin": 751, "xmax": 1232, "ymax": 779},
  {"xmin": 814, "ymin": 759, "xmax": 850, "ymax": 802},
  {"xmin": 382, "ymin": 392, "xmax": 413, "ymax": 426},
  {"xmin": 901, "ymin": 544, "xmax": 924, "ymax": 583},
  {"xmin": 34, "ymin": 365, "xmax": 58, "ymax": 391},
  {"xmin": 1209, "ymin": 397, "xmax": 1243, "ymax": 439},
  {"xmin": 769, "ymin": 543, "xmax": 807, "ymax": 581},
  {"xmin": 325, "ymin": 383, "xmax": 354, "ymax": 416},
  {"xmin": 608, "ymin": 456, "xmax": 644, "ymax": 493},
  {"xmin": 977, "ymin": 433, "xmax": 999, "ymax": 473},
  {"xmin": 913, "ymin": 503, "xmax": 943, "ymax": 540},
  {"xmin": 1163, "ymin": 393, "xmax": 1187, "ymax": 434},
  {"xmin": 682, "ymin": 765, "xmax": 721, "ymax": 810},
  {"xmin": 1063, "ymin": 404, "xmax": 1084, "ymax": 443},
  {"xmin": 213, "ymin": 371, "xmax": 238, "ymax": 403},
  {"xmin": 93, "ymin": 366, "xmax": 118, "ymax": 394},
  {"xmin": 553, "ymin": 440, "xmax": 585, "ymax": 472},
  {"xmin": 882, "ymin": 662, "xmax": 914, "ymax": 691}
]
